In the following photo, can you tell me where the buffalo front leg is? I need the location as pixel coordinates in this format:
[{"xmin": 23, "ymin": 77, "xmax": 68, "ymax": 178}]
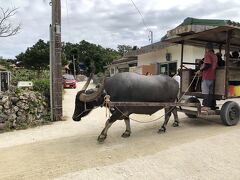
[
  {"xmin": 172, "ymin": 107, "xmax": 179, "ymax": 127},
  {"xmin": 98, "ymin": 118, "xmax": 116, "ymax": 143},
  {"xmin": 121, "ymin": 118, "xmax": 131, "ymax": 138},
  {"xmin": 158, "ymin": 107, "xmax": 171, "ymax": 133},
  {"xmin": 97, "ymin": 111, "xmax": 121, "ymax": 143}
]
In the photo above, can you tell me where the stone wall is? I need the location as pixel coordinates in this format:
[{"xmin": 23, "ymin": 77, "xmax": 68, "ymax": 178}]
[
  {"xmin": 0, "ymin": 89, "xmax": 49, "ymax": 131},
  {"xmin": 76, "ymin": 74, "xmax": 87, "ymax": 82},
  {"xmin": 93, "ymin": 73, "xmax": 105, "ymax": 84}
]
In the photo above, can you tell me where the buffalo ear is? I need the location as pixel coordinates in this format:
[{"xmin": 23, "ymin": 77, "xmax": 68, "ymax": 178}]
[
  {"xmin": 79, "ymin": 84, "xmax": 104, "ymax": 102},
  {"xmin": 86, "ymin": 89, "xmax": 94, "ymax": 94},
  {"xmin": 95, "ymin": 83, "xmax": 101, "ymax": 88}
]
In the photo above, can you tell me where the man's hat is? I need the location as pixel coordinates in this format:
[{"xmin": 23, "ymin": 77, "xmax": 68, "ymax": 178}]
[{"xmin": 205, "ymin": 42, "xmax": 213, "ymax": 50}]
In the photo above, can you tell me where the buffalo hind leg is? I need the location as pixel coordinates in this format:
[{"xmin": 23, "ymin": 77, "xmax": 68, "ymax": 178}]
[
  {"xmin": 158, "ymin": 107, "xmax": 171, "ymax": 133},
  {"xmin": 172, "ymin": 107, "xmax": 179, "ymax": 127},
  {"xmin": 122, "ymin": 118, "xmax": 131, "ymax": 138}
]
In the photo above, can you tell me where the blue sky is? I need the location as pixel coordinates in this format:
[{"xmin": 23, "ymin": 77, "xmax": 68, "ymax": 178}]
[{"xmin": 0, "ymin": 0, "xmax": 240, "ymax": 59}]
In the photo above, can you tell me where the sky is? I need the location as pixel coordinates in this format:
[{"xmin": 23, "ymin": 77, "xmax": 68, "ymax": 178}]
[{"xmin": 0, "ymin": 0, "xmax": 240, "ymax": 59}]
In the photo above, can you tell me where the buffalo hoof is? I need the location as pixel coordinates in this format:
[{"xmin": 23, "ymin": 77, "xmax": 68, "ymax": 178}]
[
  {"xmin": 121, "ymin": 131, "xmax": 131, "ymax": 138},
  {"xmin": 97, "ymin": 134, "xmax": 107, "ymax": 143},
  {"xmin": 172, "ymin": 122, "xmax": 179, "ymax": 127},
  {"xmin": 158, "ymin": 126, "xmax": 166, "ymax": 133}
]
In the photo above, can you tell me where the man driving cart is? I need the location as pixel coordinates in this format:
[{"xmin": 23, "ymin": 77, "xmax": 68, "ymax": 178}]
[{"xmin": 197, "ymin": 42, "xmax": 218, "ymax": 112}]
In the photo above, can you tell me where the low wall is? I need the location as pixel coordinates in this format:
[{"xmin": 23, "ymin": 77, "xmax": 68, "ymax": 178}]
[{"xmin": 0, "ymin": 89, "xmax": 49, "ymax": 132}]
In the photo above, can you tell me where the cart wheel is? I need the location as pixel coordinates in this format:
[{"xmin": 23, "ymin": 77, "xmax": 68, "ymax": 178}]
[
  {"xmin": 220, "ymin": 101, "xmax": 240, "ymax": 126},
  {"xmin": 184, "ymin": 97, "xmax": 200, "ymax": 118}
]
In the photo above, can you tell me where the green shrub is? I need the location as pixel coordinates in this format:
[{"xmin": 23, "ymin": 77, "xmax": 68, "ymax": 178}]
[
  {"xmin": 33, "ymin": 79, "xmax": 50, "ymax": 92},
  {"xmin": 12, "ymin": 69, "xmax": 50, "ymax": 85},
  {"xmin": 33, "ymin": 79, "xmax": 50, "ymax": 107}
]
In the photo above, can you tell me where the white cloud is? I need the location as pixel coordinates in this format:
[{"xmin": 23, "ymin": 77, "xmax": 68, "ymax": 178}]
[{"xmin": 0, "ymin": 0, "xmax": 240, "ymax": 58}]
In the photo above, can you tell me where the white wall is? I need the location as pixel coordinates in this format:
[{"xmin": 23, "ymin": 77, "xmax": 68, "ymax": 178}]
[
  {"xmin": 110, "ymin": 44, "xmax": 207, "ymax": 76},
  {"xmin": 109, "ymin": 64, "xmax": 130, "ymax": 76},
  {"xmin": 138, "ymin": 45, "xmax": 206, "ymax": 69}
]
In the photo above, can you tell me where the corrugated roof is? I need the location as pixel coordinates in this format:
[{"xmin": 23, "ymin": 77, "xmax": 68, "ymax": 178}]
[
  {"xmin": 162, "ymin": 17, "xmax": 240, "ymax": 41},
  {"xmin": 112, "ymin": 56, "xmax": 137, "ymax": 65},
  {"xmin": 125, "ymin": 41, "xmax": 173, "ymax": 56},
  {"xmin": 180, "ymin": 17, "xmax": 240, "ymax": 27}
]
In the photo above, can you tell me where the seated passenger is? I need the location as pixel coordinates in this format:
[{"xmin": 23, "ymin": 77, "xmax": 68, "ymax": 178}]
[
  {"xmin": 216, "ymin": 52, "xmax": 225, "ymax": 66},
  {"xmin": 232, "ymin": 51, "xmax": 239, "ymax": 59}
]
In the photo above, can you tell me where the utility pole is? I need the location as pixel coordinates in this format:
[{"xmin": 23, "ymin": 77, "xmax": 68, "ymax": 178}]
[
  {"xmin": 149, "ymin": 30, "xmax": 153, "ymax": 44},
  {"xmin": 72, "ymin": 55, "xmax": 76, "ymax": 78},
  {"xmin": 50, "ymin": 0, "xmax": 62, "ymax": 121}
]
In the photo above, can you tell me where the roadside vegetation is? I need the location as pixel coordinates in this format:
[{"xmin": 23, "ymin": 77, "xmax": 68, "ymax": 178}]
[{"xmin": 0, "ymin": 35, "xmax": 137, "ymax": 132}]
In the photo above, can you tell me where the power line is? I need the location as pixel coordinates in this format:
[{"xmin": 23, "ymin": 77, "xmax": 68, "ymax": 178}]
[
  {"xmin": 129, "ymin": 0, "xmax": 153, "ymax": 43},
  {"xmin": 129, "ymin": 0, "xmax": 148, "ymax": 30}
]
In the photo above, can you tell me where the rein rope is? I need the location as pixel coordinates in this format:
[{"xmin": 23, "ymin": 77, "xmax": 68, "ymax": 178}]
[
  {"xmin": 104, "ymin": 73, "xmax": 198, "ymax": 123},
  {"xmin": 104, "ymin": 95, "xmax": 111, "ymax": 117}
]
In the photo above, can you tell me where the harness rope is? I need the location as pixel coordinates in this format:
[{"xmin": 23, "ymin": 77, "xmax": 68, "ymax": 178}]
[
  {"xmin": 104, "ymin": 73, "xmax": 198, "ymax": 123},
  {"xmin": 104, "ymin": 95, "xmax": 111, "ymax": 117}
]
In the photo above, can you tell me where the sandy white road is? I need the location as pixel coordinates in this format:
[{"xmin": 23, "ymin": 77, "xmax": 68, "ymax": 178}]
[{"xmin": 0, "ymin": 82, "xmax": 239, "ymax": 180}]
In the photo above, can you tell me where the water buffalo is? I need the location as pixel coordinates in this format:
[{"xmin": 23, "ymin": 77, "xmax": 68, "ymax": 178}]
[{"xmin": 72, "ymin": 72, "xmax": 179, "ymax": 142}]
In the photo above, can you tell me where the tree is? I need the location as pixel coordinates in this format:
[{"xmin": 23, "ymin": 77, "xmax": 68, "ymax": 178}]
[
  {"xmin": 117, "ymin": 45, "xmax": 133, "ymax": 56},
  {"xmin": 16, "ymin": 39, "xmax": 49, "ymax": 77},
  {"xmin": 0, "ymin": 7, "xmax": 21, "ymax": 37},
  {"xmin": 62, "ymin": 40, "xmax": 120, "ymax": 75},
  {"xmin": 61, "ymin": 44, "xmax": 80, "ymax": 75}
]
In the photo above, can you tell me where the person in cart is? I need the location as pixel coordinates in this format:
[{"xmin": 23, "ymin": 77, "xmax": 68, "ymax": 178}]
[{"xmin": 197, "ymin": 42, "xmax": 218, "ymax": 111}]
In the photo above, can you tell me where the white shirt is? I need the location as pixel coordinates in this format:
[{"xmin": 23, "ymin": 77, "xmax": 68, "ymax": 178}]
[{"xmin": 173, "ymin": 75, "xmax": 180, "ymax": 88}]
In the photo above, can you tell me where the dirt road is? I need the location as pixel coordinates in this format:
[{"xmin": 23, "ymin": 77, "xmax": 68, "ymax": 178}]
[{"xmin": 0, "ymin": 82, "xmax": 240, "ymax": 180}]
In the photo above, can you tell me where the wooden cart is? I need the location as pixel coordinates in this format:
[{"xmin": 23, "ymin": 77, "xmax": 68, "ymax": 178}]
[
  {"xmin": 107, "ymin": 23, "xmax": 240, "ymax": 127},
  {"xmin": 163, "ymin": 22, "xmax": 240, "ymax": 125}
]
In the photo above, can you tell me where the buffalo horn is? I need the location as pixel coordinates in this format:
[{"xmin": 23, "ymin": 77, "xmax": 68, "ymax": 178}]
[
  {"xmin": 81, "ymin": 73, "xmax": 93, "ymax": 91},
  {"xmin": 79, "ymin": 84, "xmax": 104, "ymax": 102}
]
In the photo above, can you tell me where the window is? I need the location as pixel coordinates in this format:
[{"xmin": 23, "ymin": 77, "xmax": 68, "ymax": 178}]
[{"xmin": 158, "ymin": 62, "xmax": 177, "ymax": 77}]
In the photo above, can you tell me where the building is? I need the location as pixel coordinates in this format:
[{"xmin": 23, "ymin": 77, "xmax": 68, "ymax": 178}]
[
  {"xmin": 0, "ymin": 64, "xmax": 6, "ymax": 71},
  {"xmin": 110, "ymin": 41, "xmax": 205, "ymax": 77},
  {"xmin": 109, "ymin": 17, "xmax": 237, "ymax": 76},
  {"xmin": 109, "ymin": 56, "xmax": 138, "ymax": 76},
  {"xmin": 127, "ymin": 41, "xmax": 205, "ymax": 76},
  {"xmin": 0, "ymin": 65, "xmax": 11, "ymax": 92}
]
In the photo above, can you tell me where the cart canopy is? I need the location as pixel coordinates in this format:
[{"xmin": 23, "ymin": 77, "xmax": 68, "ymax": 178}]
[{"xmin": 162, "ymin": 17, "xmax": 240, "ymax": 48}]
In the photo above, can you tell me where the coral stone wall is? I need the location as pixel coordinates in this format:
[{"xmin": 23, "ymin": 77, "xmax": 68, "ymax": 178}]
[{"xmin": 0, "ymin": 89, "xmax": 49, "ymax": 131}]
